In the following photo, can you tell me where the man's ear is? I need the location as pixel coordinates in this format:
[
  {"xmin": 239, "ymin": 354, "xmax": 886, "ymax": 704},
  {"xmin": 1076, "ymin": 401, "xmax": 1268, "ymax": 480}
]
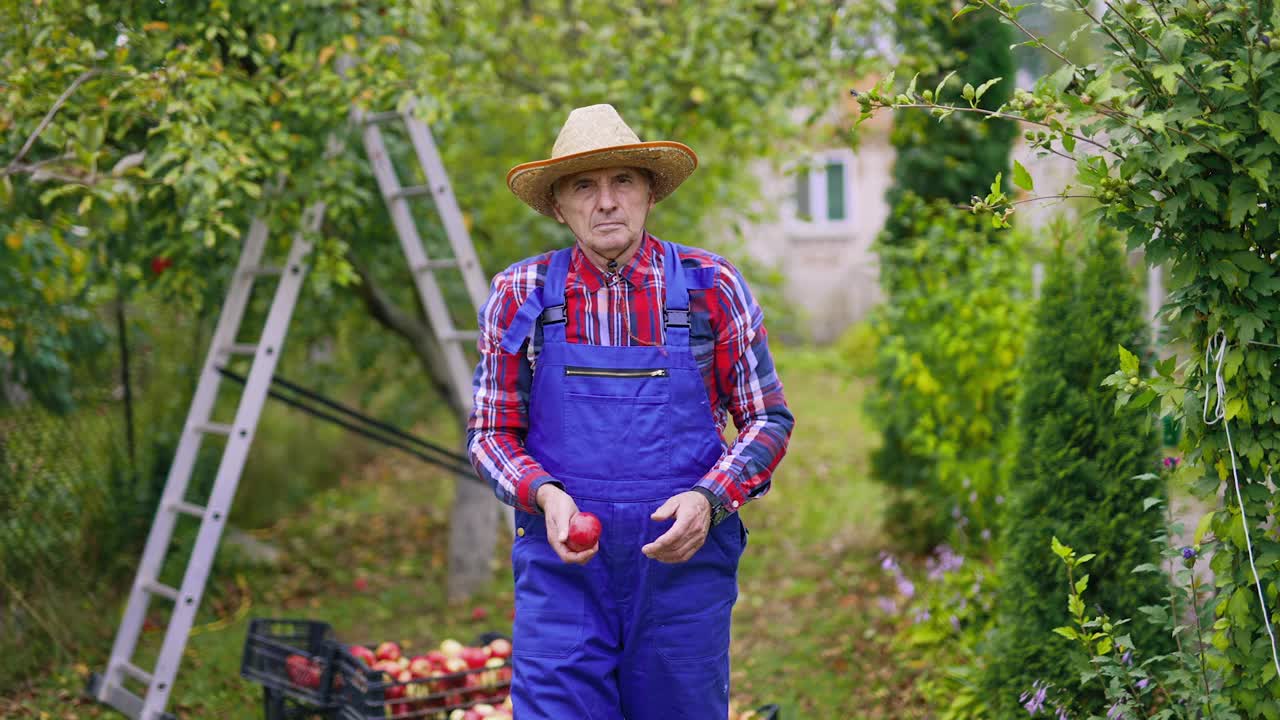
[{"xmin": 551, "ymin": 198, "xmax": 567, "ymax": 224}]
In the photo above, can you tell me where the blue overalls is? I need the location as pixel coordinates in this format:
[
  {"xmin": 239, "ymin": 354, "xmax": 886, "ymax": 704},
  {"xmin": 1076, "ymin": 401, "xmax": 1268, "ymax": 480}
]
[{"xmin": 507, "ymin": 240, "xmax": 747, "ymax": 719}]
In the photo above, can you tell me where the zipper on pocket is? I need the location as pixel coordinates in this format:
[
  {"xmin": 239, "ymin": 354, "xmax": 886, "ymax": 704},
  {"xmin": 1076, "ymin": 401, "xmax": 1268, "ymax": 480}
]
[{"xmin": 564, "ymin": 366, "xmax": 668, "ymax": 378}]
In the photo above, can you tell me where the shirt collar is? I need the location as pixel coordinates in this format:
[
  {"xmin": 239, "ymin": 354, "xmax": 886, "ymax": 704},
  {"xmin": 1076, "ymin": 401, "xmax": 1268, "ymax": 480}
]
[{"xmin": 570, "ymin": 232, "xmax": 658, "ymax": 292}]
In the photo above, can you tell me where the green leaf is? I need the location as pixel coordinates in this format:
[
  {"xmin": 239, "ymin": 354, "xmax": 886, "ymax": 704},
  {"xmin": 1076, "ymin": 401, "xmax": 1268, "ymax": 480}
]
[
  {"xmin": 1096, "ymin": 636, "xmax": 1113, "ymax": 656},
  {"xmin": 1053, "ymin": 626, "xmax": 1080, "ymax": 640},
  {"xmin": 974, "ymin": 76, "xmax": 1004, "ymax": 104},
  {"xmin": 1075, "ymin": 573, "xmax": 1090, "ymax": 594},
  {"xmin": 1012, "ymin": 159, "xmax": 1034, "ymax": 191},
  {"xmin": 934, "ymin": 70, "xmax": 957, "ymax": 101},
  {"xmin": 1076, "ymin": 553, "xmax": 1096, "ymax": 566},
  {"xmin": 1194, "ymin": 511, "xmax": 1215, "ymax": 544},
  {"xmin": 1119, "ymin": 345, "xmax": 1139, "ymax": 375},
  {"xmin": 906, "ymin": 72, "xmax": 919, "ymax": 98},
  {"xmin": 1047, "ymin": 64, "xmax": 1074, "ymax": 93},
  {"xmin": 1151, "ymin": 63, "xmax": 1185, "ymax": 94},
  {"xmin": 1052, "ymin": 535, "xmax": 1072, "ymax": 561},
  {"xmin": 1260, "ymin": 111, "xmax": 1280, "ymax": 144},
  {"xmin": 1228, "ymin": 178, "xmax": 1257, "ymax": 227},
  {"xmin": 1142, "ymin": 497, "xmax": 1163, "ymax": 511},
  {"xmin": 1131, "ymin": 563, "xmax": 1160, "ymax": 574}
]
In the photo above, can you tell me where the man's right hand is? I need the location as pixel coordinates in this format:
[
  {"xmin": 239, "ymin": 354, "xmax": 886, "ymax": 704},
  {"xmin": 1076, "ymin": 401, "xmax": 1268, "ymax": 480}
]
[{"xmin": 535, "ymin": 483, "xmax": 598, "ymax": 565}]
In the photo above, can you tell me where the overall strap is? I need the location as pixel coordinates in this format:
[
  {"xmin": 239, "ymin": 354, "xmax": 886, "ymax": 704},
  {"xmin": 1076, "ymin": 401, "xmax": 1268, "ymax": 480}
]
[
  {"xmin": 662, "ymin": 241, "xmax": 691, "ymax": 348},
  {"xmin": 539, "ymin": 247, "xmax": 573, "ymax": 344}
]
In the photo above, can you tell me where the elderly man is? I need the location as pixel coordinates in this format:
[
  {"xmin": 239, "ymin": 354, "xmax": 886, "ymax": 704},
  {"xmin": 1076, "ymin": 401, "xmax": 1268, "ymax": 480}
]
[{"xmin": 467, "ymin": 104, "xmax": 794, "ymax": 719}]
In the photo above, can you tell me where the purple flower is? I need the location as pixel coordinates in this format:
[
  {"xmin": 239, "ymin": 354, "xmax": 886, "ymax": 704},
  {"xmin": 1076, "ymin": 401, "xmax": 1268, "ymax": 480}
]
[
  {"xmin": 950, "ymin": 615, "xmax": 961, "ymax": 632},
  {"xmin": 880, "ymin": 552, "xmax": 899, "ymax": 573},
  {"xmin": 876, "ymin": 596, "xmax": 898, "ymax": 615},
  {"xmin": 913, "ymin": 608, "xmax": 931, "ymax": 624},
  {"xmin": 1162, "ymin": 456, "xmax": 1181, "ymax": 469},
  {"xmin": 1121, "ymin": 650, "xmax": 1133, "ymax": 665},
  {"xmin": 1055, "ymin": 707, "xmax": 1070, "ymax": 720},
  {"xmin": 1106, "ymin": 702, "xmax": 1124, "ymax": 720},
  {"xmin": 1020, "ymin": 680, "xmax": 1049, "ymax": 715},
  {"xmin": 1136, "ymin": 678, "xmax": 1150, "ymax": 690},
  {"xmin": 1181, "ymin": 546, "xmax": 1197, "ymax": 560},
  {"xmin": 896, "ymin": 577, "xmax": 916, "ymax": 599},
  {"xmin": 981, "ymin": 528, "xmax": 993, "ymax": 542},
  {"xmin": 995, "ymin": 494, "xmax": 1005, "ymax": 505}
]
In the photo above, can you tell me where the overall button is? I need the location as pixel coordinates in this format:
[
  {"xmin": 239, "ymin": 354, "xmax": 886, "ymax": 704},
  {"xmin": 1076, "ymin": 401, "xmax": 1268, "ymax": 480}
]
[{"xmin": 517, "ymin": 527, "xmax": 526, "ymax": 537}]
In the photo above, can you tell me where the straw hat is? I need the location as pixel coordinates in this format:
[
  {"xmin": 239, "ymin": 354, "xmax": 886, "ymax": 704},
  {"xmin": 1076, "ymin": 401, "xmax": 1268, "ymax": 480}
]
[{"xmin": 507, "ymin": 104, "xmax": 698, "ymax": 217}]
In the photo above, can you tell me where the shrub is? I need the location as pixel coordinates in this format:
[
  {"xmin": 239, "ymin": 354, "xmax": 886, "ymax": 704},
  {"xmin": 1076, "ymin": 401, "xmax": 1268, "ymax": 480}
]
[
  {"xmin": 867, "ymin": 194, "xmax": 1032, "ymax": 553},
  {"xmin": 983, "ymin": 228, "xmax": 1170, "ymax": 717}
]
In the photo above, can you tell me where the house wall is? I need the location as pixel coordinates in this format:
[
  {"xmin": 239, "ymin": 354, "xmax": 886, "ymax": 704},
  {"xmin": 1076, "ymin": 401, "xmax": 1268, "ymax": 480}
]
[{"xmin": 741, "ymin": 108, "xmax": 1079, "ymax": 344}]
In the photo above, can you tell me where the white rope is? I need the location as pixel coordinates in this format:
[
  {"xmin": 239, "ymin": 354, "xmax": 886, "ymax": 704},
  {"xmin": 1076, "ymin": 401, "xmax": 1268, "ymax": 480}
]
[{"xmin": 1202, "ymin": 329, "xmax": 1280, "ymax": 679}]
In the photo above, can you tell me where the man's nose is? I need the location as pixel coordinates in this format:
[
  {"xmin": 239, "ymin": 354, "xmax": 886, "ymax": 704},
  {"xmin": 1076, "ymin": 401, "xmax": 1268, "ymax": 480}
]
[{"xmin": 597, "ymin": 182, "xmax": 618, "ymax": 211}]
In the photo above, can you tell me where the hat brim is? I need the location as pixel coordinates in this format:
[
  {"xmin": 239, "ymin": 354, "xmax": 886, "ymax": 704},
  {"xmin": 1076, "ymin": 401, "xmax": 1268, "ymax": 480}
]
[{"xmin": 507, "ymin": 141, "xmax": 698, "ymax": 217}]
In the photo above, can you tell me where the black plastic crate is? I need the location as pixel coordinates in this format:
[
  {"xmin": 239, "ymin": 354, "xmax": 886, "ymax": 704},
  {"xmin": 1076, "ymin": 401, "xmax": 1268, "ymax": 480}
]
[
  {"xmin": 335, "ymin": 635, "xmax": 512, "ymax": 720},
  {"xmin": 241, "ymin": 618, "xmax": 342, "ymax": 713},
  {"xmin": 755, "ymin": 703, "xmax": 781, "ymax": 720}
]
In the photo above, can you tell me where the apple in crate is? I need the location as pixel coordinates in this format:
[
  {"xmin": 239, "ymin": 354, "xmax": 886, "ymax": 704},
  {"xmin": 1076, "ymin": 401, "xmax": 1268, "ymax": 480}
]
[
  {"xmin": 285, "ymin": 654, "xmax": 322, "ymax": 689},
  {"xmin": 409, "ymin": 655, "xmax": 434, "ymax": 677},
  {"xmin": 486, "ymin": 638, "xmax": 512, "ymax": 660},
  {"xmin": 350, "ymin": 645, "xmax": 377, "ymax": 668},
  {"xmin": 460, "ymin": 645, "xmax": 490, "ymax": 670},
  {"xmin": 440, "ymin": 638, "xmax": 464, "ymax": 659},
  {"xmin": 376, "ymin": 641, "xmax": 402, "ymax": 663}
]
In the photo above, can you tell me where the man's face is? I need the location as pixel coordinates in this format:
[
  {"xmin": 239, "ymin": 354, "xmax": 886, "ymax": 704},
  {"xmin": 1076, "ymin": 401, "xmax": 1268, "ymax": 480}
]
[{"xmin": 551, "ymin": 166, "xmax": 655, "ymax": 260}]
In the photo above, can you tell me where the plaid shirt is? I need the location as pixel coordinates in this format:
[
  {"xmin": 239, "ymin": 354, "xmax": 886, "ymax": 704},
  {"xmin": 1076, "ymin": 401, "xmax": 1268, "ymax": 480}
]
[{"xmin": 467, "ymin": 232, "xmax": 794, "ymax": 516}]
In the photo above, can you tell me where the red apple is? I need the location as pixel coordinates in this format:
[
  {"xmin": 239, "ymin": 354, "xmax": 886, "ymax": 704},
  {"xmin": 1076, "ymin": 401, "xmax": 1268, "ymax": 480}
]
[
  {"xmin": 285, "ymin": 653, "xmax": 321, "ymax": 689},
  {"xmin": 566, "ymin": 511, "xmax": 601, "ymax": 551},
  {"xmin": 409, "ymin": 655, "xmax": 434, "ymax": 677},
  {"xmin": 471, "ymin": 606, "xmax": 489, "ymax": 621},
  {"xmin": 376, "ymin": 641, "xmax": 402, "ymax": 662},
  {"xmin": 486, "ymin": 638, "xmax": 512, "ymax": 660},
  {"xmin": 150, "ymin": 256, "xmax": 173, "ymax": 275},
  {"xmin": 426, "ymin": 650, "xmax": 448, "ymax": 669},
  {"xmin": 349, "ymin": 644, "xmax": 377, "ymax": 668},
  {"xmin": 460, "ymin": 645, "xmax": 490, "ymax": 670}
]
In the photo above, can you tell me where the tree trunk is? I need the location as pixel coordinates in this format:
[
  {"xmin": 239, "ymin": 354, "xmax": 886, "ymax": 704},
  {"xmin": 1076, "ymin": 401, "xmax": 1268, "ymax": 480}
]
[{"xmin": 347, "ymin": 254, "xmax": 500, "ymax": 601}]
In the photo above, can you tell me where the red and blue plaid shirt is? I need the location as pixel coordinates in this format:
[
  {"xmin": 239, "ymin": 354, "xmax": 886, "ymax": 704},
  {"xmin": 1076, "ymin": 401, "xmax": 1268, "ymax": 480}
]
[{"xmin": 467, "ymin": 232, "xmax": 794, "ymax": 516}]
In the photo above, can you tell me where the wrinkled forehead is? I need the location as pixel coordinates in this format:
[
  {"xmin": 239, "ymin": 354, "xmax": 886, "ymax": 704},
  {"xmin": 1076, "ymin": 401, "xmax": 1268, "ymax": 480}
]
[{"xmin": 557, "ymin": 166, "xmax": 651, "ymax": 187}]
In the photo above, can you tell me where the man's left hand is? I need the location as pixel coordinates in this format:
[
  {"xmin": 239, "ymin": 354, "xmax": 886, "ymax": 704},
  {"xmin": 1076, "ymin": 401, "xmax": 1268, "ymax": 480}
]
[{"xmin": 642, "ymin": 491, "xmax": 712, "ymax": 564}]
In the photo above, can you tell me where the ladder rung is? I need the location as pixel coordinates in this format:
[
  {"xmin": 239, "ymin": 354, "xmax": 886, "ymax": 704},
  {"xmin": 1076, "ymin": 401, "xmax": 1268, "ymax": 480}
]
[
  {"xmin": 240, "ymin": 265, "xmax": 283, "ymax": 277},
  {"xmin": 169, "ymin": 500, "xmax": 207, "ymax": 518},
  {"xmin": 119, "ymin": 661, "xmax": 153, "ymax": 685},
  {"xmin": 142, "ymin": 581, "xmax": 180, "ymax": 602},
  {"xmin": 413, "ymin": 259, "xmax": 460, "ymax": 272},
  {"xmin": 195, "ymin": 422, "xmax": 234, "ymax": 436},
  {"xmin": 363, "ymin": 110, "xmax": 402, "ymax": 125},
  {"xmin": 391, "ymin": 185, "xmax": 433, "ymax": 200},
  {"xmin": 443, "ymin": 330, "xmax": 480, "ymax": 342},
  {"xmin": 221, "ymin": 342, "xmax": 258, "ymax": 355}
]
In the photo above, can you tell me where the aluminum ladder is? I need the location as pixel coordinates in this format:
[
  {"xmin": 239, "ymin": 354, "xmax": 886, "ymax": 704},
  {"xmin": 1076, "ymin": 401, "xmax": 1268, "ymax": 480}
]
[
  {"xmin": 88, "ymin": 204, "xmax": 325, "ymax": 720},
  {"xmin": 90, "ymin": 106, "xmax": 503, "ymax": 719}
]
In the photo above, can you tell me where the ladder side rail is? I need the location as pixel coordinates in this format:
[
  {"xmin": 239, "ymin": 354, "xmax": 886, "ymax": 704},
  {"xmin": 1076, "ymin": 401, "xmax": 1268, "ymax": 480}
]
[
  {"xmin": 360, "ymin": 119, "xmax": 476, "ymax": 415},
  {"xmin": 138, "ymin": 204, "xmax": 324, "ymax": 720},
  {"xmin": 401, "ymin": 114, "xmax": 491, "ymax": 310},
  {"xmin": 99, "ymin": 217, "xmax": 272, "ymax": 695},
  {"xmin": 398, "ymin": 108, "xmax": 513, "ymax": 536}
]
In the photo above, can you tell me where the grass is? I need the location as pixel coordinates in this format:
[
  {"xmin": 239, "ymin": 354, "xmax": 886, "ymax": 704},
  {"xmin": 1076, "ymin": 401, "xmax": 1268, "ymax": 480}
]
[{"xmin": 0, "ymin": 345, "xmax": 924, "ymax": 718}]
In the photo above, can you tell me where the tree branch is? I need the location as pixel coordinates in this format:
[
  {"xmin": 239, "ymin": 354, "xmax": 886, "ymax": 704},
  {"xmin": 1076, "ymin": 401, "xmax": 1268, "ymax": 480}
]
[
  {"xmin": 346, "ymin": 251, "xmax": 459, "ymax": 416},
  {"xmin": 5, "ymin": 68, "xmax": 100, "ymax": 174},
  {"xmin": 980, "ymin": 0, "xmax": 1075, "ymax": 67},
  {"xmin": 883, "ymin": 102, "xmax": 1117, "ymax": 154}
]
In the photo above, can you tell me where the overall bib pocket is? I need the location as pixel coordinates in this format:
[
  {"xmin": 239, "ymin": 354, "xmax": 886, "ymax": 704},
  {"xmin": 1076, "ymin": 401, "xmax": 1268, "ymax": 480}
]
[{"xmin": 559, "ymin": 365, "xmax": 672, "ymax": 480}]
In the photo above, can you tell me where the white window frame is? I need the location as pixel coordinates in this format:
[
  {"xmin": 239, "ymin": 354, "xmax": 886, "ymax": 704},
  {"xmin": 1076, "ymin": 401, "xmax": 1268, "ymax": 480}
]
[{"xmin": 785, "ymin": 148, "xmax": 857, "ymax": 236}]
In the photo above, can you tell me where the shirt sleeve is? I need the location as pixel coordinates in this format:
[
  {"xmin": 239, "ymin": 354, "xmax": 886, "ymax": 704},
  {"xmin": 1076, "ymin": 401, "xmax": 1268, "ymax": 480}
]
[
  {"xmin": 694, "ymin": 258, "xmax": 795, "ymax": 513},
  {"xmin": 466, "ymin": 267, "xmax": 559, "ymax": 514}
]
